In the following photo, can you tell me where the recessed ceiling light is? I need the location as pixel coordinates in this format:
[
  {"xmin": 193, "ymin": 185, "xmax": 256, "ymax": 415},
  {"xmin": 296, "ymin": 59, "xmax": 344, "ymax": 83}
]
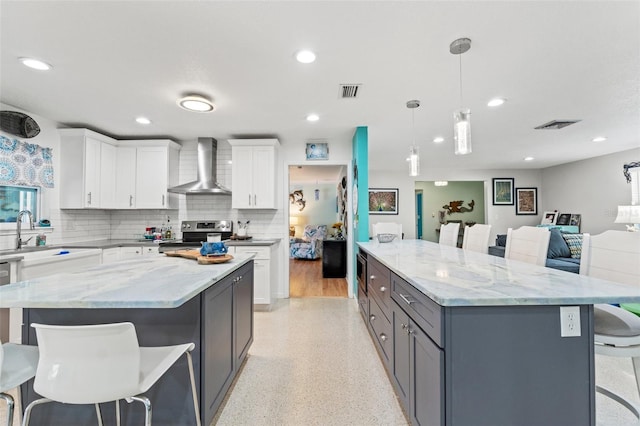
[
  {"xmin": 306, "ymin": 114, "xmax": 319, "ymax": 122},
  {"xmin": 405, "ymin": 157, "xmax": 410, "ymax": 162},
  {"xmin": 433, "ymin": 136, "xmax": 445, "ymax": 143},
  {"xmin": 19, "ymin": 57, "xmax": 52, "ymax": 71},
  {"xmin": 487, "ymin": 98, "xmax": 505, "ymax": 107},
  {"xmin": 592, "ymin": 136, "xmax": 607, "ymax": 142},
  {"xmin": 135, "ymin": 117, "xmax": 151, "ymax": 125},
  {"xmin": 524, "ymin": 156, "xmax": 535, "ymax": 161},
  {"xmin": 296, "ymin": 50, "xmax": 316, "ymax": 64},
  {"xmin": 227, "ymin": 160, "xmax": 233, "ymax": 165},
  {"xmin": 177, "ymin": 95, "xmax": 215, "ymax": 112}
]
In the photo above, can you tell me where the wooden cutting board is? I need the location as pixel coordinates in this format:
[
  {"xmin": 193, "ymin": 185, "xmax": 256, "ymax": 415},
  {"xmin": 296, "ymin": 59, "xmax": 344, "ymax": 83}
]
[{"xmin": 165, "ymin": 249, "xmax": 233, "ymax": 265}]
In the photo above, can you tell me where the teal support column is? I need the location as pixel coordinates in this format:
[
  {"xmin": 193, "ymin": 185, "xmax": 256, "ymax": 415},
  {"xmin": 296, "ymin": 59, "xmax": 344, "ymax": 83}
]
[{"xmin": 352, "ymin": 126, "xmax": 368, "ymax": 295}]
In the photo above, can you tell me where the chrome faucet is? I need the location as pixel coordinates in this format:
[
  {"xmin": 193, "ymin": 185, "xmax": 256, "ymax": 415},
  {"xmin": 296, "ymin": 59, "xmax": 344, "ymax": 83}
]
[{"xmin": 16, "ymin": 210, "xmax": 35, "ymax": 249}]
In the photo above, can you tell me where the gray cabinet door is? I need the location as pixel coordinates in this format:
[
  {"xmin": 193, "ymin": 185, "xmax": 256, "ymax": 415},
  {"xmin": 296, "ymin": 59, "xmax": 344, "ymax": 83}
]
[
  {"xmin": 410, "ymin": 320, "xmax": 444, "ymax": 426},
  {"xmin": 234, "ymin": 262, "xmax": 254, "ymax": 369},
  {"xmin": 392, "ymin": 301, "xmax": 410, "ymax": 410},
  {"xmin": 202, "ymin": 275, "xmax": 234, "ymax": 426}
]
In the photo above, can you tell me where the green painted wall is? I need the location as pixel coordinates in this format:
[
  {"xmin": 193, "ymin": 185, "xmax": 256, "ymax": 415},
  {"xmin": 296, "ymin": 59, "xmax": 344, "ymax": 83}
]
[{"xmin": 415, "ymin": 181, "xmax": 485, "ymax": 243}]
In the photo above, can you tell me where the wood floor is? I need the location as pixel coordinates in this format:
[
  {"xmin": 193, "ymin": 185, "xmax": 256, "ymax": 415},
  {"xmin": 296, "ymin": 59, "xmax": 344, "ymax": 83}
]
[{"xmin": 289, "ymin": 258, "xmax": 348, "ymax": 298}]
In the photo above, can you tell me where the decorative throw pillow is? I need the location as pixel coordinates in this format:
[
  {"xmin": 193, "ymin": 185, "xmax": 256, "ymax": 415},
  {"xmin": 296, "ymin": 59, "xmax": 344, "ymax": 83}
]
[
  {"xmin": 562, "ymin": 233, "xmax": 583, "ymax": 259},
  {"xmin": 547, "ymin": 228, "xmax": 571, "ymax": 259},
  {"xmin": 496, "ymin": 234, "xmax": 507, "ymax": 247}
]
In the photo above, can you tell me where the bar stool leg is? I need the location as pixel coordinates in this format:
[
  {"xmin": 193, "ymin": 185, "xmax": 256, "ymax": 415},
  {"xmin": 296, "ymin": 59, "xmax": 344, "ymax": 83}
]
[
  {"xmin": 127, "ymin": 396, "xmax": 151, "ymax": 426},
  {"xmin": 21, "ymin": 398, "xmax": 52, "ymax": 426},
  {"xmin": 1, "ymin": 393, "xmax": 14, "ymax": 426},
  {"xmin": 186, "ymin": 351, "xmax": 201, "ymax": 426}
]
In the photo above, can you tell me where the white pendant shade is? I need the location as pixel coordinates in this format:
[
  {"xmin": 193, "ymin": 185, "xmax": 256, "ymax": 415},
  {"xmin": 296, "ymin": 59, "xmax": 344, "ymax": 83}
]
[
  {"xmin": 615, "ymin": 205, "xmax": 640, "ymax": 224},
  {"xmin": 409, "ymin": 145, "xmax": 420, "ymax": 177},
  {"xmin": 453, "ymin": 108, "xmax": 471, "ymax": 155}
]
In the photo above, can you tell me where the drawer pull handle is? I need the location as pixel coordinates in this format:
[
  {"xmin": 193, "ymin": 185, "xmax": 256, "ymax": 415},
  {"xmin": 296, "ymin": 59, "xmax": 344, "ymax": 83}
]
[
  {"xmin": 370, "ymin": 275, "xmax": 376, "ymax": 281},
  {"xmin": 380, "ymin": 333, "xmax": 387, "ymax": 342},
  {"xmin": 399, "ymin": 293, "xmax": 415, "ymax": 305},
  {"xmin": 370, "ymin": 314, "xmax": 376, "ymax": 322},
  {"xmin": 407, "ymin": 328, "xmax": 415, "ymax": 335},
  {"xmin": 380, "ymin": 286, "xmax": 386, "ymax": 293},
  {"xmin": 400, "ymin": 323, "xmax": 407, "ymax": 330}
]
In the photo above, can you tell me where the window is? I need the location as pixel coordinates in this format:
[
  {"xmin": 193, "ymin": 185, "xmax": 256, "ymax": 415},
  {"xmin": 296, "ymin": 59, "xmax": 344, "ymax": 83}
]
[{"xmin": 0, "ymin": 185, "xmax": 39, "ymax": 223}]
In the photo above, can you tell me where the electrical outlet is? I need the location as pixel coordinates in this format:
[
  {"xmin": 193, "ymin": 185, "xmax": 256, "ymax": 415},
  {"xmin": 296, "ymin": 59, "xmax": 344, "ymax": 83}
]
[{"xmin": 560, "ymin": 306, "xmax": 581, "ymax": 337}]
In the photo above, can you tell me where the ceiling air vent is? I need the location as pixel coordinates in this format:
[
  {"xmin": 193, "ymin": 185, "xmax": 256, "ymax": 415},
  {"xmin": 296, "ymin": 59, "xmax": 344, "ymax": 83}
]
[
  {"xmin": 534, "ymin": 119, "xmax": 581, "ymax": 130},
  {"xmin": 339, "ymin": 84, "xmax": 361, "ymax": 99}
]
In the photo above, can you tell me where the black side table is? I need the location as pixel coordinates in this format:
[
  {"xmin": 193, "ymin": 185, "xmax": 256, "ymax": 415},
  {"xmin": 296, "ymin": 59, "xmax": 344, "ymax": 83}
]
[{"xmin": 322, "ymin": 239, "xmax": 346, "ymax": 278}]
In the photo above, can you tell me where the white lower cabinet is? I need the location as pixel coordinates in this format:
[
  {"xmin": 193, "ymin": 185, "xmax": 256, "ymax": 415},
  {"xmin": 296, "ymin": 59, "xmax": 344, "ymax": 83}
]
[
  {"xmin": 103, "ymin": 246, "xmax": 160, "ymax": 263},
  {"xmin": 230, "ymin": 245, "xmax": 276, "ymax": 305}
]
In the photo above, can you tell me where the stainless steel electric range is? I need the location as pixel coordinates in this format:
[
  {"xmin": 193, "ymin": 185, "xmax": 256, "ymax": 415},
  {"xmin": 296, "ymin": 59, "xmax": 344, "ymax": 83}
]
[{"xmin": 158, "ymin": 220, "xmax": 233, "ymax": 252}]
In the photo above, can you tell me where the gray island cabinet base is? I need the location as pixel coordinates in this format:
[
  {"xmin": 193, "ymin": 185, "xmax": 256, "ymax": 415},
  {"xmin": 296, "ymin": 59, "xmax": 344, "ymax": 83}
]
[
  {"xmin": 355, "ymin": 240, "xmax": 640, "ymax": 426},
  {"xmin": 20, "ymin": 261, "xmax": 254, "ymax": 426}
]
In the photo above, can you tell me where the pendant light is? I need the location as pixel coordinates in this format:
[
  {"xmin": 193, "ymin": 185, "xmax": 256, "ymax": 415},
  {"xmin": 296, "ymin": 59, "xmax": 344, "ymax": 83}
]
[
  {"xmin": 450, "ymin": 38, "xmax": 472, "ymax": 155},
  {"xmin": 407, "ymin": 99, "xmax": 420, "ymax": 177}
]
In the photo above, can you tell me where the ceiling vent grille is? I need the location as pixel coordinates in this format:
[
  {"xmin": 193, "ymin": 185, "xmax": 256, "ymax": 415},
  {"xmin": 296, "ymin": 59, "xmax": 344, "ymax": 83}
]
[
  {"xmin": 339, "ymin": 84, "xmax": 361, "ymax": 99},
  {"xmin": 534, "ymin": 119, "xmax": 581, "ymax": 130}
]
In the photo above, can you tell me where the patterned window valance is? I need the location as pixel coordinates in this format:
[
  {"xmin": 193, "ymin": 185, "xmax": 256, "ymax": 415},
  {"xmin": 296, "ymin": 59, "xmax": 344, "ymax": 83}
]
[{"xmin": 0, "ymin": 135, "xmax": 54, "ymax": 188}]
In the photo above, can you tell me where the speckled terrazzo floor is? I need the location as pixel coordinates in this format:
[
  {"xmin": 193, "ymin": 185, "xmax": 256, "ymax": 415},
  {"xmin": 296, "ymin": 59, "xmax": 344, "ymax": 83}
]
[{"xmin": 213, "ymin": 298, "xmax": 408, "ymax": 426}]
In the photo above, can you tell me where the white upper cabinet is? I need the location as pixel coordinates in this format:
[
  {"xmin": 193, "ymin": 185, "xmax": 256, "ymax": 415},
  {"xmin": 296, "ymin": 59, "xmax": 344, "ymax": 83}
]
[
  {"xmin": 117, "ymin": 141, "xmax": 181, "ymax": 210},
  {"xmin": 114, "ymin": 147, "xmax": 137, "ymax": 209},
  {"xmin": 59, "ymin": 129, "xmax": 117, "ymax": 209},
  {"xmin": 228, "ymin": 139, "xmax": 279, "ymax": 209},
  {"xmin": 60, "ymin": 129, "xmax": 180, "ymax": 210}
]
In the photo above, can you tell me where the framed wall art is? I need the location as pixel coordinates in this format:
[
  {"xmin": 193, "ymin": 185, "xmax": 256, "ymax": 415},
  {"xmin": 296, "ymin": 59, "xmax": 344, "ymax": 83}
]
[
  {"xmin": 541, "ymin": 211, "xmax": 558, "ymax": 225},
  {"xmin": 492, "ymin": 178, "xmax": 514, "ymax": 205},
  {"xmin": 515, "ymin": 187, "xmax": 538, "ymax": 215},
  {"xmin": 556, "ymin": 213, "xmax": 571, "ymax": 226},
  {"xmin": 305, "ymin": 142, "xmax": 329, "ymax": 160},
  {"xmin": 368, "ymin": 188, "xmax": 398, "ymax": 215}
]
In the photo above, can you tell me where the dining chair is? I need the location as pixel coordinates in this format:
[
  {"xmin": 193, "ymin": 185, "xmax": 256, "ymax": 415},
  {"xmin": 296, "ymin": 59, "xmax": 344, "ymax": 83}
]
[
  {"xmin": 22, "ymin": 322, "xmax": 201, "ymax": 426},
  {"xmin": 438, "ymin": 222, "xmax": 460, "ymax": 247},
  {"xmin": 504, "ymin": 226, "xmax": 550, "ymax": 266},
  {"xmin": 579, "ymin": 230, "xmax": 640, "ymax": 419},
  {"xmin": 461, "ymin": 224, "xmax": 492, "ymax": 254},
  {"xmin": 0, "ymin": 342, "xmax": 39, "ymax": 426},
  {"xmin": 371, "ymin": 222, "xmax": 403, "ymax": 240}
]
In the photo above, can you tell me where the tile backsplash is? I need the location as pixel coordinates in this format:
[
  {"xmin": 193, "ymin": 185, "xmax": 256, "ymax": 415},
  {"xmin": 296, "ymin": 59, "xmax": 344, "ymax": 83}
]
[{"xmin": 0, "ymin": 138, "xmax": 285, "ymax": 250}]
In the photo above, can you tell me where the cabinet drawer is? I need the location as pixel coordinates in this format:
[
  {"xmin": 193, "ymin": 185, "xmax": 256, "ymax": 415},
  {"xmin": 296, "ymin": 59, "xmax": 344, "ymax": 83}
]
[
  {"xmin": 369, "ymin": 297, "xmax": 392, "ymax": 366},
  {"xmin": 368, "ymin": 258, "xmax": 391, "ymax": 317},
  {"xmin": 358, "ymin": 285, "xmax": 368, "ymax": 321},
  {"xmin": 233, "ymin": 246, "xmax": 270, "ymax": 259},
  {"xmin": 391, "ymin": 272, "xmax": 443, "ymax": 348}
]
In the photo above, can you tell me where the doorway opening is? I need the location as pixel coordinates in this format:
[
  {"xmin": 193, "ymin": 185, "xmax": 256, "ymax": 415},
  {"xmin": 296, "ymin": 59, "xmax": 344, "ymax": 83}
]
[{"xmin": 288, "ymin": 164, "xmax": 348, "ymax": 298}]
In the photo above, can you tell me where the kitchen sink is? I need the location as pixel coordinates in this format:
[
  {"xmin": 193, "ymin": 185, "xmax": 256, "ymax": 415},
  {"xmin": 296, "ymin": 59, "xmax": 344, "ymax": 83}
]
[{"xmin": 18, "ymin": 248, "xmax": 103, "ymax": 280}]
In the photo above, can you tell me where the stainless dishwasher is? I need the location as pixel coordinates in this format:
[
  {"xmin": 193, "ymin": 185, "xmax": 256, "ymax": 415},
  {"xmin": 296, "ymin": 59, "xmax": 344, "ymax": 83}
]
[{"xmin": 0, "ymin": 262, "xmax": 11, "ymax": 342}]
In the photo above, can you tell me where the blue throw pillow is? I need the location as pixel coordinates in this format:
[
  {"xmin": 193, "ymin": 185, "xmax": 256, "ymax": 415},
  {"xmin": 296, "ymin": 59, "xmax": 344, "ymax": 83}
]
[{"xmin": 547, "ymin": 228, "xmax": 571, "ymax": 259}]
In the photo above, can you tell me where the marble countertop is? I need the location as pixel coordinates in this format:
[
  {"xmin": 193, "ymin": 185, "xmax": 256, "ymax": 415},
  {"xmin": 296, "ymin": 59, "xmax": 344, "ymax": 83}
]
[
  {"xmin": 0, "ymin": 254, "xmax": 254, "ymax": 309},
  {"xmin": 226, "ymin": 239, "xmax": 279, "ymax": 246},
  {"xmin": 358, "ymin": 240, "xmax": 640, "ymax": 307}
]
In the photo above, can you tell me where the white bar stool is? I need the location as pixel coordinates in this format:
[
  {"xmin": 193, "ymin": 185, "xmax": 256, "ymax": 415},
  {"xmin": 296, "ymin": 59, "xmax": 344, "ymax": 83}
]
[
  {"xmin": 461, "ymin": 224, "xmax": 492, "ymax": 254},
  {"xmin": 22, "ymin": 322, "xmax": 200, "ymax": 426},
  {"xmin": 1, "ymin": 342, "xmax": 39, "ymax": 426}
]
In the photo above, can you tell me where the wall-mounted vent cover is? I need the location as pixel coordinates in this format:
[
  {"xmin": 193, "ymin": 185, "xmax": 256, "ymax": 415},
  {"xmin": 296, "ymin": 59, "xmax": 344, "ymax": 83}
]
[
  {"xmin": 534, "ymin": 119, "xmax": 581, "ymax": 130},
  {"xmin": 339, "ymin": 84, "xmax": 361, "ymax": 99}
]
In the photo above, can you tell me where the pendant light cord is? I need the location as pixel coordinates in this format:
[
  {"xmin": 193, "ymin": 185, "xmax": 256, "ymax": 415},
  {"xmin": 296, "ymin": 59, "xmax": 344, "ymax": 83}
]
[
  {"xmin": 412, "ymin": 107, "xmax": 416, "ymax": 146},
  {"xmin": 459, "ymin": 53, "xmax": 463, "ymax": 107}
]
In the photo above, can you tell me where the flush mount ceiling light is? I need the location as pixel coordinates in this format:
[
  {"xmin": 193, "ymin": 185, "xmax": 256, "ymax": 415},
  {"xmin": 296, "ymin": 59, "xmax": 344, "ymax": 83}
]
[
  {"xmin": 592, "ymin": 136, "xmax": 607, "ymax": 142},
  {"xmin": 135, "ymin": 117, "xmax": 151, "ymax": 125},
  {"xmin": 434, "ymin": 181, "xmax": 449, "ymax": 186},
  {"xmin": 433, "ymin": 136, "xmax": 445, "ymax": 143},
  {"xmin": 524, "ymin": 156, "xmax": 535, "ymax": 162},
  {"xmin": 177, "ymin": 95, "xmax": 215, "ymax": 112},
  {"xmin": 296, "ymin": 50, "xmax": 316, "ymax": 64},
  {"xmin": 487, "ymin": 98, "xmax": 506, "ymax": 107},
  {"xmin": 450, "ymin": 38, "xmax": 472, "ymax": 155},
  {"xmin": 306, "ymin": 114, "xmax": 319, "ymax": 122},
  {"xmin": 407, "ymin": 99, "xmax": 421, "ymax": 177},
  {"xmin": 19, "ymin": 57, "xmax": 52, "ymax": 71}
]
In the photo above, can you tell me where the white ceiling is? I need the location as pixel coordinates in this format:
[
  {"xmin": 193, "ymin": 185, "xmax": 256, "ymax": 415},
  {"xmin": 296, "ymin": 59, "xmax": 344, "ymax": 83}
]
[{"xmin": 1, "ymin": 1, "xmax": 638, "ymax": 174}]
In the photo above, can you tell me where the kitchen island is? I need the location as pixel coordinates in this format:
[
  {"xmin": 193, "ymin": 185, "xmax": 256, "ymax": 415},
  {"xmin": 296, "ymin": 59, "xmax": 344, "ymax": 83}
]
[
  {"xmin": 0, "ymin": 254, "xmax": 255, "ymax": 426},
  {"xmin": 358, "ymin": 240, "xmax": 640, "ymax": 426}
]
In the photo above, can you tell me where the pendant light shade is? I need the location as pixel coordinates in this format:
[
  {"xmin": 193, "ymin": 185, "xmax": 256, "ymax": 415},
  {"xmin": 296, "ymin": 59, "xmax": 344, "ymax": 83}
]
[
  {"xmin": 453, "ymin": 108, "xmax": 471, "ymax": 155},
  {"xmin": 450, "ymin": 38, "xmax": 472, "ymax": 155},
  {"xmin": 407, "ymin": 99, "xmax": 420, "ymax": 177},
  {"xmin": 409, "ymin": 145, "xmax": 420, "ymax": 177}
]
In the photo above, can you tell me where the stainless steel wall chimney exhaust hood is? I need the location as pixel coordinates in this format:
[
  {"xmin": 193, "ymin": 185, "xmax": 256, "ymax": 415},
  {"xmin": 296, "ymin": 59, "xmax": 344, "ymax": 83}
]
[{"xmin": 168, "ymin": 137, "xmax": 231, "ymax": 195}]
